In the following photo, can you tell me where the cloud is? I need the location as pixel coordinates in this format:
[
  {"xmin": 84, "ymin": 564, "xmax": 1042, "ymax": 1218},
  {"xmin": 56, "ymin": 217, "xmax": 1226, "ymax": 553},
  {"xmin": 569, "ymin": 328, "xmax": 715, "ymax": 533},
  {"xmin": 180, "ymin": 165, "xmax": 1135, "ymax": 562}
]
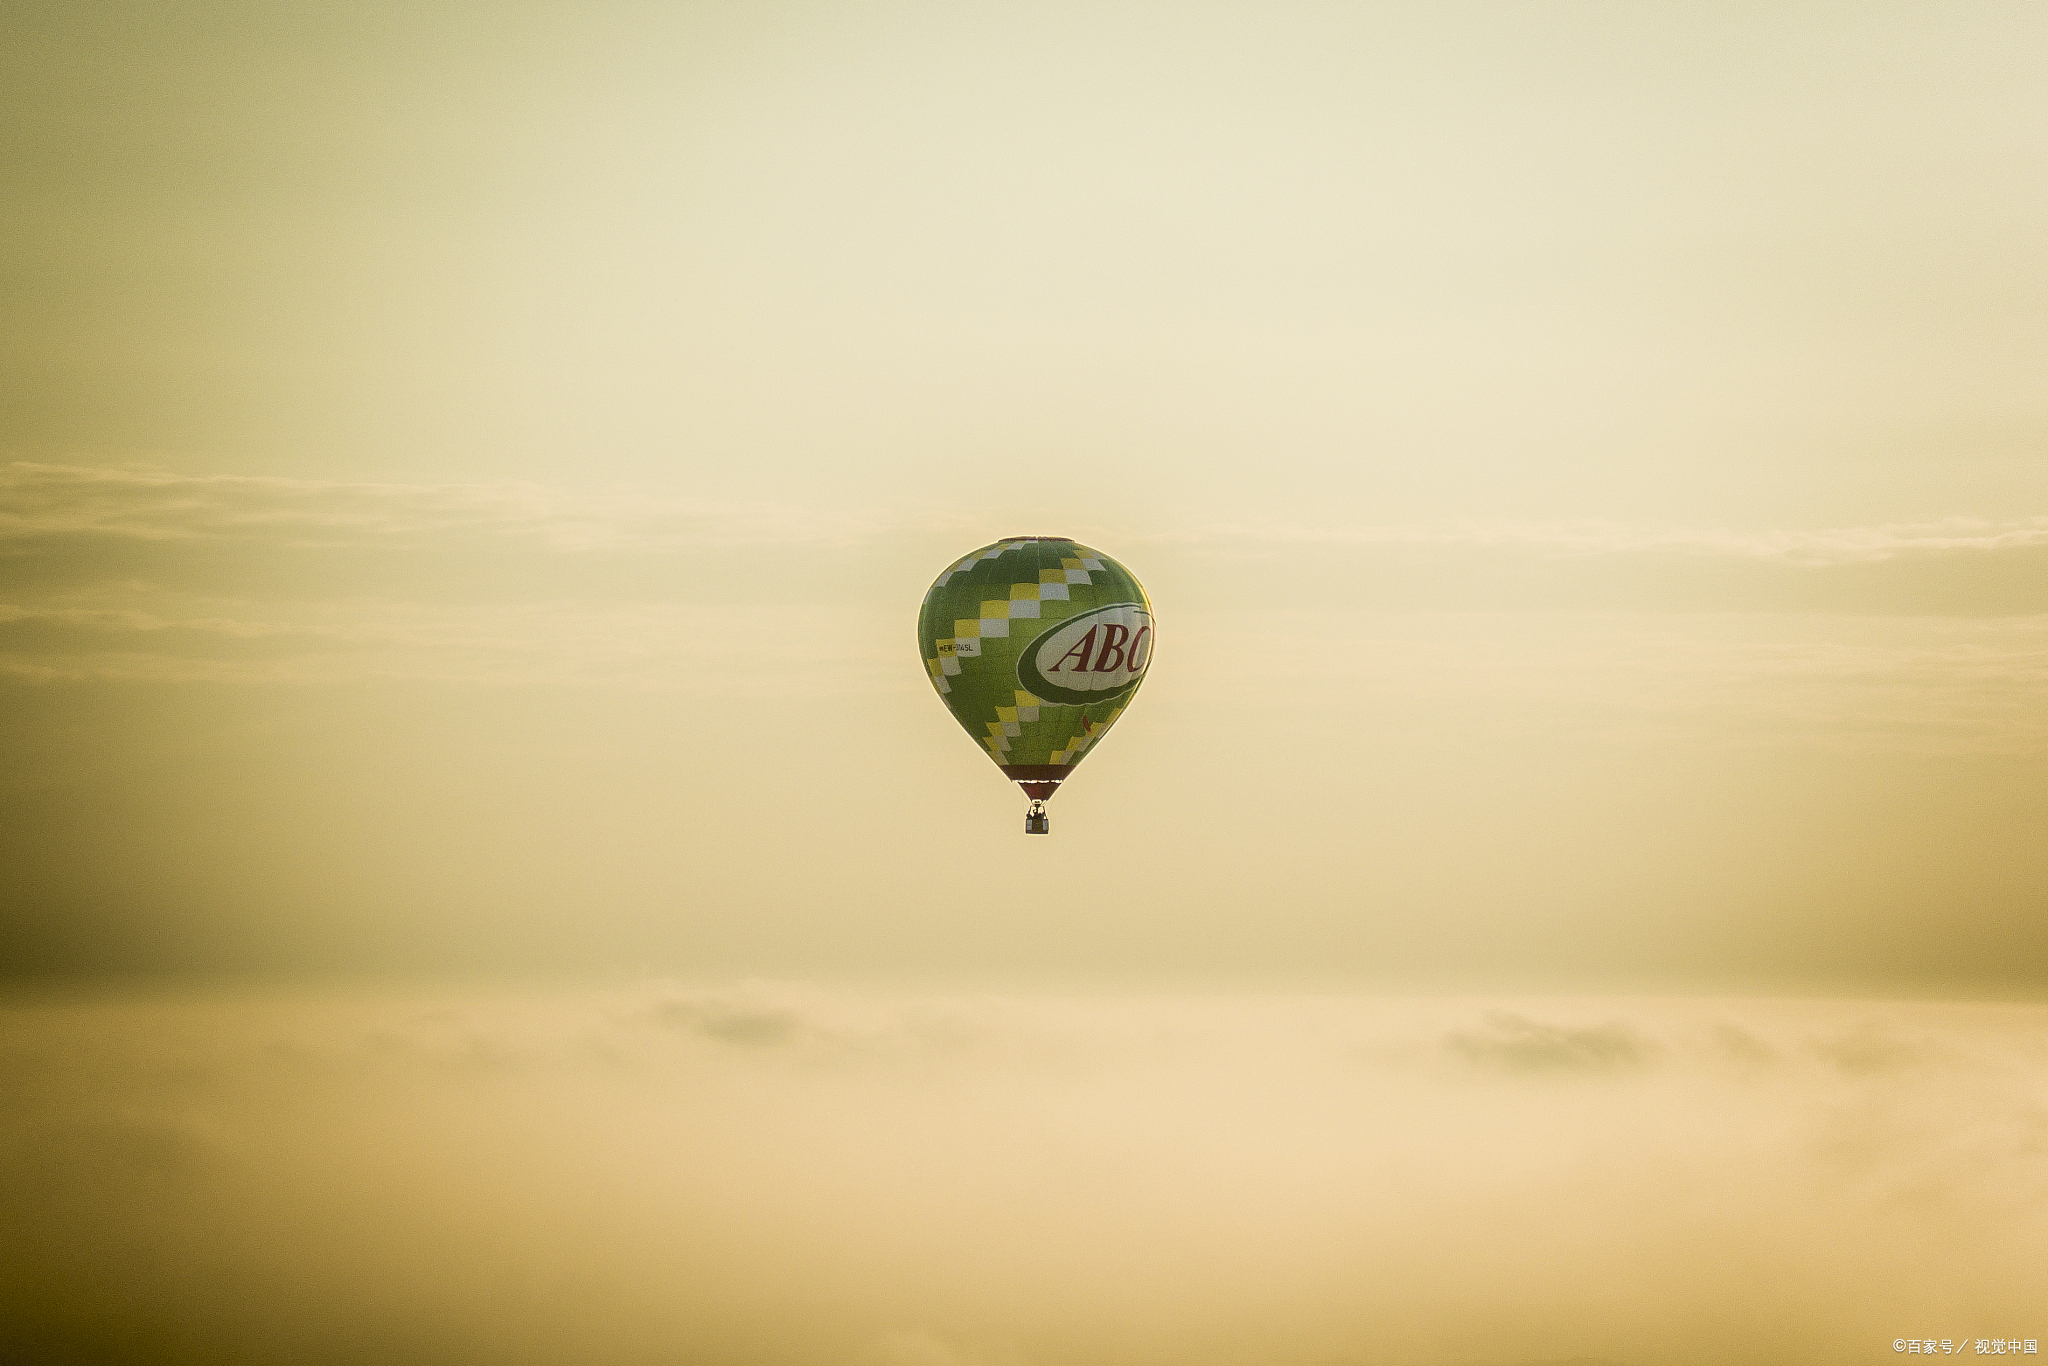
[
  {"xmin": 11, "ymin": 463, "xmax": 2045, "ymax": 570},
  {"xmin": 1443, "ymin": 1011, "xmax": 1656, "ymax": 1074},
  {"xmin": 5, "ymin": 465, "xmax": 2044, "ymax": 754},
  {"xmin": 1152, "ymin": 516, "xmax": 2048, "ymax": 567},
  {"xmin": 1810, "ymin": 1023, "xmax": 1930, "ymax": 1075},
  {"xmin": 1708, "ymin": 1022, "xmax": 1778, "ymax": 1067},
  {"xmin": 0, "ymin": 462, "xmax": 879, "ymax": 552},
  {"xmin": 0, "ymin": 603, "xmax": 347, "ymax": 657},
  {"xmin": 0, "ymin": 593, "xmax": 881, "ymax": 688},
  {"xmin": 5, "ymin": 1112, "xmax": 228, "ymax": 1187},
  {"xmin": 1196, "ymin": 609, "xmax": 2048, "ymax": 754},
  {"xmin": 647, "ymin": 994, "xmax": 809, "ymax": 1047},
  {"xmin": 1, "ymin": 988, "xmax": 2045, "ymax": 1366},
  {"xmin": 0, "ymin": 464, "xmax": 941, "ymax": 688},
  {"xmin": 636, "ymin": 985, "xmax": 999, "ymax": 1060}
]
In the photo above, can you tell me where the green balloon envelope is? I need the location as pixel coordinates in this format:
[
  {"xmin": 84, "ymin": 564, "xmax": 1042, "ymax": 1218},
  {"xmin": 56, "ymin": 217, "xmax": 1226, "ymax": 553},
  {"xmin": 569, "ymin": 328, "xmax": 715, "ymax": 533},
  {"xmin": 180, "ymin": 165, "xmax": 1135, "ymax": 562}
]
[{"xmin": 918, "ymin": 538, "xmax": 1154, "ymax": 807}]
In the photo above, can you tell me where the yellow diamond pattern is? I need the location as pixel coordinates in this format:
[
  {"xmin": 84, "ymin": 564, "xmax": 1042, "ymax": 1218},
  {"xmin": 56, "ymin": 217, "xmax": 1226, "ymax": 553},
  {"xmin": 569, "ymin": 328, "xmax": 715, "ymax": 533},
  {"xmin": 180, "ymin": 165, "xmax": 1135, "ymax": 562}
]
[
  {"xmin": 1049, "ymin": 704, "xmax": 1125, "ymax": 765},
  {"xmin": 923, "ymin": 543, "xmax": 1128, "ymax": 762}
]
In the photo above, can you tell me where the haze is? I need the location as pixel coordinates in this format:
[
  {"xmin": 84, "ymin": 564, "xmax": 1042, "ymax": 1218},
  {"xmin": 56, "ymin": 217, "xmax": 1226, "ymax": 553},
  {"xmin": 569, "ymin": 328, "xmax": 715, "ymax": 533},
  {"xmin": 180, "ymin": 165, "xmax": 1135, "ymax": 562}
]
[{"xmin": 2, "ymin": 2, "xmax": 2045, "ymax": 1362}]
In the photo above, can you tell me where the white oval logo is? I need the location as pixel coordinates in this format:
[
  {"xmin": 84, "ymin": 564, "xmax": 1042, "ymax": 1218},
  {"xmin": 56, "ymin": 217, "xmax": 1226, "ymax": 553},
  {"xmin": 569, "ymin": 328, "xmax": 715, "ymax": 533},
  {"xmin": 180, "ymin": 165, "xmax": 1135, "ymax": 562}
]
[{"xmin": 1017, "ymin": 603, "xmax": 1153, "ymax": 706}]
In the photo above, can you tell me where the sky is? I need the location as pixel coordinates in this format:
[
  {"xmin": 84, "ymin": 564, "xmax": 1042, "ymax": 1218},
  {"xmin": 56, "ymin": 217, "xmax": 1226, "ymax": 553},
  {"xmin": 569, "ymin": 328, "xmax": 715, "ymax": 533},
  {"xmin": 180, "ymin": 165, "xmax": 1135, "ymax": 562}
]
[
  {"xmin": 4, "ymin": 4, "xmax": 2048, "ymax": 1363},
  {"xmin": 4, "ymin": 0, "xmax": 2046, "ymax": 992}
]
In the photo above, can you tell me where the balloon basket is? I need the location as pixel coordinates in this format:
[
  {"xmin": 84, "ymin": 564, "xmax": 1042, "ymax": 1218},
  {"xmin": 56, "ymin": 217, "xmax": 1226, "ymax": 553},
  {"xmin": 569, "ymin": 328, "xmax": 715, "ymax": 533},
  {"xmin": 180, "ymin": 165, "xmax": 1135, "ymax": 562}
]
[{"xmin": 1024, "ymin": 800, "xmax": 1049, "ymax": 836}]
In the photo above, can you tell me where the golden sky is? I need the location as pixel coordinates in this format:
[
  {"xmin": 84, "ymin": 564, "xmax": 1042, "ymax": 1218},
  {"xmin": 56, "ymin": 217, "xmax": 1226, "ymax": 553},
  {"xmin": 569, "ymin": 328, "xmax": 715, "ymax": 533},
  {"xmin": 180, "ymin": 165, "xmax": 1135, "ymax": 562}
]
[
  {"xmin": 3, "ymin": 0, "xmax": 2046, "ymax": 990},
  {"xmin": 5, "ymin": 8, "xmax": 2048, "ymax": 1364}
]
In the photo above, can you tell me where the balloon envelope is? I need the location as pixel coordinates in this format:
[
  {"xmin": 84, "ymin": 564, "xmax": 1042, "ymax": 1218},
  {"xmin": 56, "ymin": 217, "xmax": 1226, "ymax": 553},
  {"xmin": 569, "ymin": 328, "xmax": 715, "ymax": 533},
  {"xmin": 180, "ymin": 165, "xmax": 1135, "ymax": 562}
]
[{"xmin": 918, "ymin": 538, "xmax": 1154, "ymax": 811}]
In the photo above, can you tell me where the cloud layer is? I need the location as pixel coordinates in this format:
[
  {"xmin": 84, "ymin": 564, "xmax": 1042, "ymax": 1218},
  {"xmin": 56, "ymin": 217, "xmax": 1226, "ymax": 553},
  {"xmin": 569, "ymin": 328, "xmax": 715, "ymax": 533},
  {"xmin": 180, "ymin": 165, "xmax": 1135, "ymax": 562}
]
[
  {"xmin": 5, "ymin": 465, "xmax": 2046, "ymax": 750},
  {"xmin": 1153, "ymin": 516, "xmax": 2048, "ymax": 567},
  {"xmin": 11, "ymin": 462, "xmax": 2048, "ymax": 566},
  {"xmin": 2, "ymin": 985, "xmax": 2043, "ymax": 1366},
  {"xmin": 0, "ymin": 462, "xmax": 881, "ymax": 551}
]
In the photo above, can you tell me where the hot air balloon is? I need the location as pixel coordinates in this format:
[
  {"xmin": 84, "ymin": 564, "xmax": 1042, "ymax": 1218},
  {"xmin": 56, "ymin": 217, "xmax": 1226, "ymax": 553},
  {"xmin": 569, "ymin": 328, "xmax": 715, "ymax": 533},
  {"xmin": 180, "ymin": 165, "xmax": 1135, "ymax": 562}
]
[{"xmin": 918, "ymin": 538, "xmax": 1154, "ymax": 834}]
